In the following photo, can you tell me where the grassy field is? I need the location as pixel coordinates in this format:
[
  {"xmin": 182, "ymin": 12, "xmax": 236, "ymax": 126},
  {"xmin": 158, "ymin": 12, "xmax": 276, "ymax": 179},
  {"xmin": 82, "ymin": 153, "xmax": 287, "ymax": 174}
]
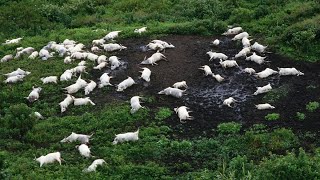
[
  {"xmin": 1, "ymin": 0, "xmax": 320, "ymax": 179},
  {"xmin": 1, "ymin": 0, "xmax": 320, "ymax": 61}
]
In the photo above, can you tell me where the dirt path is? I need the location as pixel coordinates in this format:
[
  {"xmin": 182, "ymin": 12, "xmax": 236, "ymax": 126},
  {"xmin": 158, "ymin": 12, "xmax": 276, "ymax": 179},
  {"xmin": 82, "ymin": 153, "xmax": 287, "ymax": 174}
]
[{"xmin": 89, "ymin": 35, "xmax": 320, "ymax": 138}]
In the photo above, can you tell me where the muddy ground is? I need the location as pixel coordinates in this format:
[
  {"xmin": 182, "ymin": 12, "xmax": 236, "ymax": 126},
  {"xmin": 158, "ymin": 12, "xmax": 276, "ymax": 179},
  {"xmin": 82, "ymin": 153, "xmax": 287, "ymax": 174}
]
[{"xmin": 89, "ymin": 35, "xmax": 320, "ymax": 138}]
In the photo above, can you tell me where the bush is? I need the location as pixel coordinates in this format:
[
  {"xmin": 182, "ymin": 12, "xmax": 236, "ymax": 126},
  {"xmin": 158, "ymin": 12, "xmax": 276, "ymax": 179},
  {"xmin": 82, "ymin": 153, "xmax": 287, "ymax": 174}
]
[
  {"xmin": 217, "ymin": 122, "xmax": 242, "ymax": 134},
  {"xmin": 253, "ymin": 148, "xmax": 320, "ymax": 179},
  {"xmin": 155, "ymin": 107, "xmax": 172, "ymax": 121},
  {"xmin": 0, "ymin": 103, "xmax": 36, "ymax": 139},
  {"xmin": 0, "ymin": 151, "xmax": 5, "ymax": 179},
  {"xmin": 296, "ymin": 112, "xmax": 306, "ymax": 121},
  {"xmin": 265, "ymin": 113, "xmax": 280, "ymax": 121},
  {"xmin": 306, "ymin": 101, "xmax": 319, "ymax": 112},
  {"xmin": 263, "ymin": 85, "xmax": 289, "ymax": 103}
]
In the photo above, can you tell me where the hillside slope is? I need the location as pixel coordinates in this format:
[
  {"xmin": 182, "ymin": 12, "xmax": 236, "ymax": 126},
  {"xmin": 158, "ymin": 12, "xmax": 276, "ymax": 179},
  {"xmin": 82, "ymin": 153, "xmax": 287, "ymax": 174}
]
[{"xmin": 0, "ymin": 0, "xmax": 320, "ymax": 179}]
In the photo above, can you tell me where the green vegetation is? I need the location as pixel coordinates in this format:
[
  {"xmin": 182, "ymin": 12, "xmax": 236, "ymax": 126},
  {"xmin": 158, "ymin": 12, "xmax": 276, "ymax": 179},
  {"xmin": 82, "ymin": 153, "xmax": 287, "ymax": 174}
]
[
  {"xmin": 306, "ymin": 101, "xmax": 320, "ymax": 112},
  {"xmin": 0, "ymin": 0, "xmax": 320, "ymax": 61},
  {"xmin": 1, "ymin": 0, "xmax": 320, "ymax": 179},
  {"xmin": 296, "ymin": 112, "xmax": 306, "ymax": 121},
  {"xmin": 263, "ymin": 85, "xmax": 289, "ymax": 103},
  {"xmin": 155, "ymin": 107, "xmax": 172, "ymax": 121},
  {"xmin": 265, "ymin": 113, "xmax": 280, "ymax": 121},
  {"xmin": 217, "ymin": 122, "xmax": 242, "ymax": 134}
]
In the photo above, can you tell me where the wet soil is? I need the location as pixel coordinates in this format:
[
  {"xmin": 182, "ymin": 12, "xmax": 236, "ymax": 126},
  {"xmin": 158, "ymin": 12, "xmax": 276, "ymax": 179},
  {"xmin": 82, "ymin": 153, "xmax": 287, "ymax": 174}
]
[{"xmin": 89, "ymin": 35, "xmax": 320, "ymax": 138}]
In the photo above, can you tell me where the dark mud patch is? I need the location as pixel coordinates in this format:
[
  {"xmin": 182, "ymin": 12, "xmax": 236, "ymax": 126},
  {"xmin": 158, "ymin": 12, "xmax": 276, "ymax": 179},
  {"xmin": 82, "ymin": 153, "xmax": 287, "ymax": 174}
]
[{"xmin": 87, "ymin": 35, "xmax": 320, "ymax": 138}]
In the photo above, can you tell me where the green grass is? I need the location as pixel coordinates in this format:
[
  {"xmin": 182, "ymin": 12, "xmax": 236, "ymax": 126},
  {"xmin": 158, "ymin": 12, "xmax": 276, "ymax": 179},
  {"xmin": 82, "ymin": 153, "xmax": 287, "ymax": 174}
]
[
  {"xmin": 0, "ymin": 0, "xmax": 319, "ymax": 61},
  {"xmin": 1, "ymin": 0, "xmax": 320, "ymax": 179}
]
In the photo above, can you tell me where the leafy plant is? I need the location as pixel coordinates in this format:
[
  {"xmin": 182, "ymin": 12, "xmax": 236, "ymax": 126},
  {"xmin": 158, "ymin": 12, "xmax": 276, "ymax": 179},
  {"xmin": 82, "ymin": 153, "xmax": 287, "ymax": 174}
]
[
  {"xmin": 296, "ymin": 112, "xmax": 306, "ymax": 121},
  {"xmin": 0, "ymin": 103, "xmax": 36, "ymax": 139},
  {"xmin": 306, "ymin": 101, "xmax": 319, "ymax": 112},
  {"xmin": 265, "ymin": 113, "xmax": 280, "ymax": 121},
  {"xmin": 155, "ymin": 107, "xmax": 172, "ymax": 121},
  {"xmin": 263, "ymin": 85, "xmax": 289, "ymax": 103},
  {"xmin": 217, "ymin": 122, "xmax": 242, "ymax": 134}
]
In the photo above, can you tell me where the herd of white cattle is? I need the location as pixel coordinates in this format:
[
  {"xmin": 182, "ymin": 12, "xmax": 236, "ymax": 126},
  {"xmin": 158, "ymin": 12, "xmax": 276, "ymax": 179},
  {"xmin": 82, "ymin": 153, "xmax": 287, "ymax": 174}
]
[{"xmin": 1, "ymin": 25, "xmax": 304, "ymax": 170}]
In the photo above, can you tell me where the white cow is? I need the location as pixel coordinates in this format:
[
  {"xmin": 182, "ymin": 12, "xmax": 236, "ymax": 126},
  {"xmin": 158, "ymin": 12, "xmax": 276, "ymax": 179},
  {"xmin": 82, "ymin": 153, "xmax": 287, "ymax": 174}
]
[
  {"xmin": 255, "ymin": 68, "xmax": 278, "ymax": 79},
  {"xmin": 139, "ymin": 67, "xmax": 151, "ymax": 82},
  {"xmin": 59, "ymin": 94, "xmax": 74, "ymax": 113},
  {"xmin": 113, "ymin": 129, "xmax": 139, "ymax": 145},
  {"xmin": 223, "ymin": 97, "xmax": 237, "ymax": 107},
  {"xmin": 35, "ymin": 152, "xmax": 63, "ymax": 167},
  {"xmin": 254, "ymin": 83, "xmax": 272, "ymax": 95},
  {"xmin": 41, "ymin": 76, "xmax": 58, "ymax": 84},
  {"xmin": 130, "ymin": 96, "xmax": 143, "ymax": 114},
  {"xmin": 140, "ymin": 52, "xmax": 167, "ymax": 65},
  {"xmin": 255, "ymin": 103, "xmax": 275, "ymax": 110},
  {"xmin": 98, "ymin": 73, "xmax": 113, "ymax": 88},
  {"xmin": 158, "ymin": 87, "xmax": 186, "ymax": 98},
  {"xmin": 206, "ymin": 51, "xmax": 228, "ymax": 61},
  {"xmin": 25, "ymin": 87, "xmax": 42, "ymax": 102},
  {"xmin": 174, "ymin": 106, "xmax": 193, "ymax": 123},
  {"xmin": 61, "ymin": 132, "xmax": 93, "ymax": 144},
  {"xmin": 278, "ymin": 68, "xmax": 304, "ymax": 76},
  {"xmin": 134, "ymin": 27, "xmax": 147, "ymax": 34},
  {"xmin": 73, "ymin": 97, "xmax": 95, "ymax": 106},
  {"xmin": 76, "ymin": 144, "xmax": 93, "ymax": 158},
  {"xmin": 173, "ymin": 81, "xmax": 188, "ymax": 89},
  {"xmin": 83, "ymin": 159, "xmax": 106, "ymax": 173},
  {"xmin": 84, "ymin": 80, "xmax": 97, "ymax": 95},
  {"xmin": 116, "ymin": 77, "xmax": 136, "ymax": 92}
]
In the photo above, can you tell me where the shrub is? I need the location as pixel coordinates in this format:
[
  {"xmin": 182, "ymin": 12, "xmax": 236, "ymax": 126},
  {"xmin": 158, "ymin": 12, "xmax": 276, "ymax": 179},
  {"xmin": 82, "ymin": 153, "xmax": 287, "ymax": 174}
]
[
  {"xmin": 296, "ymin": 112, "xmax": 306, "ymax": 121},
  {"xmin": 217, "ymin": 122, "xmax": 242, "ymax": 134},
  {"xmin": 253, "ymin": 148, "xmax": 320, "ymax": 179},
  {"xmin": 0, "ymin": 151, "xmax": 6, "ymax": 179},
  {"xmin": 265, "ymin": 113, "xmax": 280, "ymax": 121},
  {"xmin": 155, "ymin": 107, "xmax": 172, "ymax": 121},
  {"xmin": 263, "ymin": 85, "xmax": 289, "ymax": 103},
  {"xmin": 0, "ymin": 103, "xmax": 36, "ymax": 139},
  {"xmin": 306, "ymin": 101, "xmax": 319, "ymax": 112}
]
